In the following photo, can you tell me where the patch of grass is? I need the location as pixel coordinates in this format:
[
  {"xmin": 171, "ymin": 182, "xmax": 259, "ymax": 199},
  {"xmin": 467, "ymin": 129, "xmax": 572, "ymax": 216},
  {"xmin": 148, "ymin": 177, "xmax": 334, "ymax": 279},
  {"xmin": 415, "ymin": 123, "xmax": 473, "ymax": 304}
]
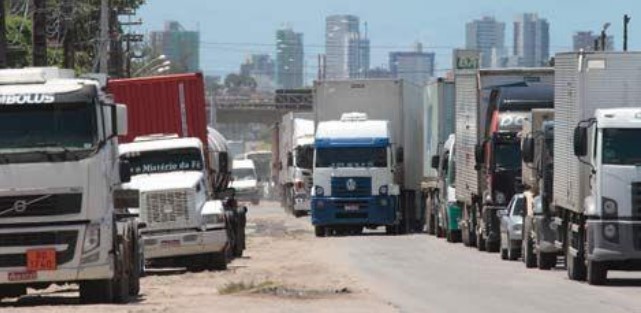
[{"xmin": 218, "ymin": 280, "xmax": 278, "ymax": 295}]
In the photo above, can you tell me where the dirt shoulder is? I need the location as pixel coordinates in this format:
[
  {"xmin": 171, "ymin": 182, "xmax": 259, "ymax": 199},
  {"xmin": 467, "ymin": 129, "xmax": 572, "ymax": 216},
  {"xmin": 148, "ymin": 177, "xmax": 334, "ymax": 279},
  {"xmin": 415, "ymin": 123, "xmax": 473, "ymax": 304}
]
[{"xmin": 0, "ymin": 202, "xmax": 396, "ymax": 313}]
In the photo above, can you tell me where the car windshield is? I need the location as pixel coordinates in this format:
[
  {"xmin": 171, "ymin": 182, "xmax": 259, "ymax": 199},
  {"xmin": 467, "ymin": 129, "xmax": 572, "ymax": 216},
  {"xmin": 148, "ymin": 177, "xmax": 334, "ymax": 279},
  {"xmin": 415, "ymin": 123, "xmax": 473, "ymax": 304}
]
[
  {"xmin": 315, "ymin": 147, "xmax": 387, "ymax": 168},
  {"xmin": 233, "ymin": 168, "xmax": 256, "ymax": 181},
  {"xmin": 122, "ymin": 148, "xmax": 203, "ymax": 175},
  {"xmin": 0, "ymin": 102, "xmax": 96, "ymax": 151},
  {"xmin": 511, "ymin": 197, "xmax": 525, "ymax": 216},
  {"xmin": 494, "ymin": 142, "xmax": 521, "ymax": 169},
  {"xmin": 602, "ymin": 128, "xmax": 641, "ymax": 165}
]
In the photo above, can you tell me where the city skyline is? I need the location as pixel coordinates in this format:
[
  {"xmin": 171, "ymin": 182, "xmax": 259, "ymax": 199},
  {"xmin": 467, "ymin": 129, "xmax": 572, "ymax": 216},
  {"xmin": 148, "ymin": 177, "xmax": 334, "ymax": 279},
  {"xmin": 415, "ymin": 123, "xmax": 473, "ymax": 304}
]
[{"xmin": 138, "ymin": 1, "xmax": 638, "ymax": 79}]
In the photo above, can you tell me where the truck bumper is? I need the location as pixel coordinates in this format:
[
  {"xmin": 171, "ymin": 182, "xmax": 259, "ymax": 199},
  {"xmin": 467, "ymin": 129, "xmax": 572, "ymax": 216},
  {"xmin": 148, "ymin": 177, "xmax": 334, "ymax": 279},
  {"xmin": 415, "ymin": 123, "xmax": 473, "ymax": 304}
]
[
  {"xmin": 0, "ymin": 223, "xmax": 114, "ymax": 285},
  {"xmin": 311, "ymin": 196, "xmax": 397, "ymax": 226},
  {"xmin": 293, "ymin": 193, "xmax": 311, "ymax": 213},
  {"xmin": 142, "ymin": 228, "xmax": 228, "ymax": 260},
  {"xmin": 587, "ymin": 220, "xmax": 641, "ymax": 270}
]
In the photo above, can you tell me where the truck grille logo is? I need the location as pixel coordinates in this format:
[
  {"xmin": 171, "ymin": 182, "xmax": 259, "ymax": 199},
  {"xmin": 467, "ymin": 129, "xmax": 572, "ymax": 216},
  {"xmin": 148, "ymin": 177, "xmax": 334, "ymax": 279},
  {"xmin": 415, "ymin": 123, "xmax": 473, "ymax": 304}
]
[
  {"xmin": 346, "ymin": 179, "xmax": 357, "ymax": 192},
  {"xmin": 0, "ymin": 195, "xmax": 53, "ymax": 217}
]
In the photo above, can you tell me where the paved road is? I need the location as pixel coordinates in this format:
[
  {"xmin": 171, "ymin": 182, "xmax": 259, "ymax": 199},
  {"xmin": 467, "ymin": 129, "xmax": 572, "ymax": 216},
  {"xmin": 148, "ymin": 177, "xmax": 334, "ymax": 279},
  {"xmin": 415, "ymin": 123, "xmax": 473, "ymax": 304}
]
[{"xmin": 331, "ymin": 232, "xmax": 641, "ymax": 313}]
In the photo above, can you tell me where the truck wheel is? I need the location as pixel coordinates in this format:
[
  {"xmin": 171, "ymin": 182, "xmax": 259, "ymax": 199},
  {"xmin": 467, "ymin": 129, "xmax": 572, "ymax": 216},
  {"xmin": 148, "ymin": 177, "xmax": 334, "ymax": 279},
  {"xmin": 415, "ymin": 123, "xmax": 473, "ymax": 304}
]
[
  {"xmin": 234, "ymin": 208, "xmax": 247, "ymax": 258},
  {"xmin": 476, "ymin": 233, "xmax": 486, "ymax": 251},
  {"xmin": 209, "ymin": 252, "xmax": 228, "ymax": 271},
  {"xmin": 566, "ymin": 226, "xmax": 586, "ymax": 281},
  {"xmin": 486, "ymin": 239, "xmax": 500, "ymax": 253},
  {"xmin": 451, "ymin": 230, "xmax": 462, "ymax": 243},
  {"xmin": 112, "ymin": 243, "xmax": 131, "ymax": 304},
  {"xmin": 523, "ymin": 236, "xmax": 536, "ymax": 268},
  {"xmin": 500, "ymin": 248, "xmax": 508, "ymax": 260},
  {"xmin": 507, "ymin": 240, "xmax": 519, "ymax": 261},
  {"xmin": 587, "ymin": 260, "xmax": 607, "ymax": 285},
  {"xmin": 314, "ymin": 226, "xmax": 326, "ymax": 237},
  {"xmin": 385, "ymin": 225, "xmax": 399, "ymax": 235},
  {"xmin": 537, "ymin": 251, "xmax": 556, "ymax": 270}
]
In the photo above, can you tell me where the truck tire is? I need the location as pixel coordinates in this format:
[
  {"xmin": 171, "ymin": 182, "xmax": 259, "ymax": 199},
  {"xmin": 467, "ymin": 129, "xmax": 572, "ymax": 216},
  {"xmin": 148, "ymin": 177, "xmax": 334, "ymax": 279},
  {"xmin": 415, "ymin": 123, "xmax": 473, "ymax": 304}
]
[
  {"xmin": 507, "ymin": 240, "xmax": 519, "ymax": 261},
  {"xmin": 523, "ymin": 235, "xmax": 536, "ymax": 268},
  {"xmin": 486, "ymin": 239, "xmax": 500, "ymax": 253},
  {"xmin": 130, "ymin": 223, "xmax": 142, "ymax": 297},
  {"xmin": 112, "ymin": 243, "xmax": 131, "ymax": 304},
  {"xmin": 476, "ymin": 233, "xmax": 486, "ymax": 251},
  {"xmin": 500, "ymin": 248, "xmax": 508, "ymax": 260},
  {"xmin": 385, "ymin": 225, "xmax": 399, "ymax": 235},
  {"xmin": 537, "ymin": 251, "xmax": 556, "ymax": 270},
  {"xmin": 566, "ymin": 226, "xmax": 586, "ymax": 281},
  {"xmin": 234, "ymin": 207, "xmax": 247, "ymax": 258},
  {"xmin": 587, "ymin": 260, "xmax": 607, "ymax": 285},
  {"xmin": 314, "ymin": 226, "xmax": 326, "ymax": 237}
]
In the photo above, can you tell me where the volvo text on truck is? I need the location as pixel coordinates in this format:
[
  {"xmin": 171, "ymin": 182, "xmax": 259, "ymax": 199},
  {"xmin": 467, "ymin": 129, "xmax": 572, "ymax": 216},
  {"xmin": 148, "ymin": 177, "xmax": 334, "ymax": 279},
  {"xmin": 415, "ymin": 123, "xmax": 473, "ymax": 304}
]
[
  {"xmin": 0, "ymin": 68, "xmax": 141, "ymax": 303},
  {"xmin": 312, "ymin": 80, "xmax": 424, "ymax": 235}
]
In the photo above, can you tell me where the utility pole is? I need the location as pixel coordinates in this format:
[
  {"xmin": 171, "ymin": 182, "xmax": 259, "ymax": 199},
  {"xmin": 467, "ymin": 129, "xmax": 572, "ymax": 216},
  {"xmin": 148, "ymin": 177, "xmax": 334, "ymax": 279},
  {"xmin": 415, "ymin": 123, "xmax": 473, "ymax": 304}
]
[
  {"xmin": 99, "ymin": 0, "xmax": 109, "ymax": 73},
  {"xmin": 32, "ymin": 0, "xmax": 47, "ymax": 66},
  {"xmin": 62, "ymin": 0, "xmax": 74, "ymax": 69},
  {"xmin": 0, "ymin": 0, "xmax": 7, "ymax": 68},
  {"xmin": 624, "ymin": 15, "xmax": 631, "ymax": 52}
]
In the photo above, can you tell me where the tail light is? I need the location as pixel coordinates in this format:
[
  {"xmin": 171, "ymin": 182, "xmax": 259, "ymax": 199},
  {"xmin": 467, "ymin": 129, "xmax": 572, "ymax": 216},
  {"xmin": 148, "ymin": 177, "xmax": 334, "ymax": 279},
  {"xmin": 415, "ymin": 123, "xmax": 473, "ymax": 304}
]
[{"xmin": 295, "ymin": 180, "xmax": 305, "ymax": 190}]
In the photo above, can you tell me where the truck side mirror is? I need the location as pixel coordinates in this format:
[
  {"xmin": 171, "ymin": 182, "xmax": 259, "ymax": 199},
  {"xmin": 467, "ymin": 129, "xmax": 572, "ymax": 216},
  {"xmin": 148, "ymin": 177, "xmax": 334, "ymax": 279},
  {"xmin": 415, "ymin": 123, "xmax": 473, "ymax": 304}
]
[
  {"xmin": 287, "ymin": 152, "xmax": 293, "ymax": 167},
  {"xmin": 431, "ymin": 155, "xmax": 440, "ymax": 169},
  {"xmin": 114, "ymin": 104, "xmax": 128, "ymax": 137},
  {"xmin": 474, "ymin": 144, "xmax": 484, "ymax": 164},
  {"xmin": 119, "ymin": 160, "xmax": 132, "ymax": 183},
  {"xmin": 522, "ymin": 136, "xmax": 535, "ymax": 163},
  {"xmin": 396, "ymin": 147, "xmax": 404, "ymax": 163},
  {"xmin": 219, "ymin": 152, "xmax": 229, "ymax": 171},
  {"xmin": 573, "ymin": 126, "xmax": 588, "ymax": 157}
]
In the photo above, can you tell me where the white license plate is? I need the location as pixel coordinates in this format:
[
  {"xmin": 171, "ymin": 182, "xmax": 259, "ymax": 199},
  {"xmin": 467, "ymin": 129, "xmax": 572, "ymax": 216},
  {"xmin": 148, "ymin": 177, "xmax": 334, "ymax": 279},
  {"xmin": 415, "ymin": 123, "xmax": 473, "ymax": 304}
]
[{"xmin": 345, "ymin": 205, "xmax": 359, "ymax": 211}]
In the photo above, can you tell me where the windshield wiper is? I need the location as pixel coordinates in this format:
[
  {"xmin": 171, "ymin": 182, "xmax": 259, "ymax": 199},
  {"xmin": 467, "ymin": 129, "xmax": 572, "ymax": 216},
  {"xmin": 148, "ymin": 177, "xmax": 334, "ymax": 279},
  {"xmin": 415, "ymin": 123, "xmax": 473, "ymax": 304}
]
[{"xmin": 31, "ymin": 142, "xmax": 81, "ymax": 161}]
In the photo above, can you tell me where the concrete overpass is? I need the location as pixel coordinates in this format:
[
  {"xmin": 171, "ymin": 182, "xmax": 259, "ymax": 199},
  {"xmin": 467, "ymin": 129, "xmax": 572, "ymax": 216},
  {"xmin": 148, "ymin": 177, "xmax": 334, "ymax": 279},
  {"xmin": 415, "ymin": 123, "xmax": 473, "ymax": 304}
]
[{"xmin": 211, "ymin": 90, "xmax": 313, "ymax": 125}]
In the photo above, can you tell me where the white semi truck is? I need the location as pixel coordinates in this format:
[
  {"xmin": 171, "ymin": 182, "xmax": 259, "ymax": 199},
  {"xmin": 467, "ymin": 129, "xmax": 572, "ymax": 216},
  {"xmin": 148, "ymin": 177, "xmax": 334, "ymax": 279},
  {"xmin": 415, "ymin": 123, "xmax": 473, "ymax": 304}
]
[
  {"xmin": 119, "ymin": 135, "xmax": 229, "ymax": 271},
  {"xmin": 273, "ymin": 112, "xmax": 314, "ymax": 217},
  {"xmin": 312, "ymin": 79, "xmax": 424, "ymax": 235},
  {"xmin": 553, "ymin": 52, "xmax": 641, "ymax": 285},
  {"xmin": 0, "ymin": 68, "xmax": 140, "ymax": 303}
]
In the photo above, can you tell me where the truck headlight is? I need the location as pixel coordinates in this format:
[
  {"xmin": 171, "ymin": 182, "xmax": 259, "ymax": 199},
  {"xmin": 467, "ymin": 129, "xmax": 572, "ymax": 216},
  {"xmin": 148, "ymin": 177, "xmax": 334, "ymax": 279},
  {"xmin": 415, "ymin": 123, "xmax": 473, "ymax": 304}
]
[
  {"xmin": 379, "ymin": 185, "xmax": 388, "ymax": 195},
  {"xmin": 602, "ymin": 197, "xmax": 618, "ymax": 218},
  {"xmin": 82, "ymin": 223, "xmax": 101, "ymax": 254},
  {"xmin": 602, "ymin": 223, "xmax": 619, "ymax": 242},
  {"xmin": 315, "ymin": 186, "xmax": 324, "ymax": 196},
  {"xmin": 495, "ymin": 192, "xmax": 507, "ymax": 205}
]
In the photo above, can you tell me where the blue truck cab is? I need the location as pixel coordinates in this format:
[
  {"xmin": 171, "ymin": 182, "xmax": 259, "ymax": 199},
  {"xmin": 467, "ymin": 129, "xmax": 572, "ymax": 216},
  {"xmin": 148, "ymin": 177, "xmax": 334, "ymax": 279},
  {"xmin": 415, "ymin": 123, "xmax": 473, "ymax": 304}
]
[{"xmin": 311, "ymin": 113, "xmax": 401, "ymax": 237}]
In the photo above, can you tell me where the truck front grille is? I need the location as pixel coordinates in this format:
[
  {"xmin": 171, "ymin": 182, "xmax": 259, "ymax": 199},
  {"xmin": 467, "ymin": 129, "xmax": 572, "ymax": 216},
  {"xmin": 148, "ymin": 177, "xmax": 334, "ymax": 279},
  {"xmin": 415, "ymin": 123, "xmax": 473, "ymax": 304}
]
[
  {"xmin": 331, "ymin": 177, "xmax": 371, "ymax": 198},
  {"xmin": 142, "ymin": 190, "xmax": 192, "ymax": 225},
  {"xmin": 631, "ymin": 183, "xmax": 641, "ymax": 218},
  {"xmin": 0, "ymin": 231, "xmax": 77, "ymax": 268},
  {"xmin": 0, "ymin": 193, "xmax": 82, "ymax": 219}
]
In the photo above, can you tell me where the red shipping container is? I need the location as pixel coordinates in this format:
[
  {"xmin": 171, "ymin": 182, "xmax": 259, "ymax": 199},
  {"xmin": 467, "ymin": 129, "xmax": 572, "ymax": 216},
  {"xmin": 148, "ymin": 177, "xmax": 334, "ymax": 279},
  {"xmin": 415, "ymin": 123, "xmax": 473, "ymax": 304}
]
[{"xmin": 107, "ymin": 73, "xmax": 208, "ymax": 146}]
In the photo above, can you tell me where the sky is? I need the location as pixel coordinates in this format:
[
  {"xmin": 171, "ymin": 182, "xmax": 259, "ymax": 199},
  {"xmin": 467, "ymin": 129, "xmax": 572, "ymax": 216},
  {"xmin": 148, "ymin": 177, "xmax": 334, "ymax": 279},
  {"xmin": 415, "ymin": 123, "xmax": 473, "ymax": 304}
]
[{"xmin": 136, "ymin": 0, "xmax": 641, "ymax": 80}]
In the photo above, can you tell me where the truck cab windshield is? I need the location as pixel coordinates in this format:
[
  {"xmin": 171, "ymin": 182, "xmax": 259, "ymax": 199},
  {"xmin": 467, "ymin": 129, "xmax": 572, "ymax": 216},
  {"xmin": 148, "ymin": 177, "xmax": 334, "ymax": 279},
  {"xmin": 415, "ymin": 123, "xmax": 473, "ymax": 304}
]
[
  {"xmin": 295, "ymin": 145, "xmax": 314, "ymax": 169},
  {"xmin": 602, "ymin": 128, "xmax": 641, "ymax": 165},
  {"xmin": 494, "ymin": 142, "xmax": 521, "ymax": 170},
  {"xmin": 0, "ymin": 102, "xmax": 96, "ymax": 161},
  {"xmin": 316, "ymin": 147, "xmax": 387, "ymax": 168},
  {"xmin": 123, "ymin": 148, "xmax": 204, "ymax": 175}
]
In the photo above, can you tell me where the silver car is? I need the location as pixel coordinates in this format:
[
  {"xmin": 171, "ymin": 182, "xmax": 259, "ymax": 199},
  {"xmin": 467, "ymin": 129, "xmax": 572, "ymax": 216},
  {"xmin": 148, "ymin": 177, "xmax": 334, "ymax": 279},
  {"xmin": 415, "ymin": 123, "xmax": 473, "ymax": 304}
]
[{"xmin": 500, "ymin": 194, "xmax": 524, "ymax": 261}]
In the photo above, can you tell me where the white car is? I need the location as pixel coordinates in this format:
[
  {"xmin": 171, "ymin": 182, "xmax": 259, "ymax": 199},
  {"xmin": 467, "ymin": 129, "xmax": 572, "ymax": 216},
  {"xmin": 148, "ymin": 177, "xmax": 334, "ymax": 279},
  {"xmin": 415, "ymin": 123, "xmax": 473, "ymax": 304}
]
[
  {"xmin": 500, "ymin": 194, "xmax": 525, "ymax": 261},
  {"xmin": 231, "ymin": 159, "xmax": 260, "ymax": 205}
]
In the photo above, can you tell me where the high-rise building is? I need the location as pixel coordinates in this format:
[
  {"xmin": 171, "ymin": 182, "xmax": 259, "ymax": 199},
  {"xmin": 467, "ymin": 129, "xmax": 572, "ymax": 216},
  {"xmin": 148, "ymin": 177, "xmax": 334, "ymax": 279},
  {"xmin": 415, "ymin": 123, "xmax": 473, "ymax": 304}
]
[
  {"xmin": 513, "ymin": 13, "xmax": 550, "ymax": 67},
  {"xmin": 389, "ymin": 43, "xmax": 435, "ymax": 85},
  {"xmin": 150, "ymin": 21, "xmax": 200, "ymax": 72},
  {"xmin": 240, "ymin": 54, "xmax": 275, "ymax": 92},
  {"xmin": 276, "ymin": 27, "xmax": 304, "ymax": 89},
  {"xmin": 573, "ymin": 31, "xmax": 614, "ymax": 51},
  {"xmin": 325, "ymin": 15, "xmax": 370, "ymax": 79},
  {"xmin": 466, "ymin": 16, "xmax": 505, "ymax": 68}
]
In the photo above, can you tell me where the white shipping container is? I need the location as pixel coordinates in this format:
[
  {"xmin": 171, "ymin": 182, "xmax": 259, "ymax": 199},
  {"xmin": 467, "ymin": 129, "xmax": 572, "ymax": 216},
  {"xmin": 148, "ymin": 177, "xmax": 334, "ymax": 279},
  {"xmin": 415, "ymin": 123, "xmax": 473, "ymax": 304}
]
[
  {"xmin": 423, "ymin": 79, "xmax": 455, "ymax": 187},
  {"xmin": 313, "ymin": 79, "xmax": 424, "ymax": 189},
  {"xmin": 553, "ymin": 52, "xmax": 641, "ymax": 213},
  {"xmin": 276, "ymin": 112, "xmax": 314, "ymax": 185}
]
